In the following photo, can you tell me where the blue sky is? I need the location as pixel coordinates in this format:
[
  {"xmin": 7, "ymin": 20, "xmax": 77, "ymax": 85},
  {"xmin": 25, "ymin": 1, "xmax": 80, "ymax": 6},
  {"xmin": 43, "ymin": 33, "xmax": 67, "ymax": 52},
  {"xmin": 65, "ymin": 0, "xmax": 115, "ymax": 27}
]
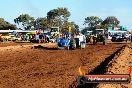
[{"xmin": 0, "ymin": 0, "xmax": 132, "ymax": 30}]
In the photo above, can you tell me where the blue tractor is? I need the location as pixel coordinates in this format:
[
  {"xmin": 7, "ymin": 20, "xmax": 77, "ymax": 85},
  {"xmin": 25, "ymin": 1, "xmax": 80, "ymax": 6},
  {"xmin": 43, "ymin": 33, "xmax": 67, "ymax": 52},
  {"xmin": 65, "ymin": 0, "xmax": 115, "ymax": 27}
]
[
  {"xmin": 56, "ymin": 32, "xmax": 77, "ymax": 50},
  {"xmin": 56, "ymin": 37, "xmax": 76, "ymax": 50},
  {"xmin": 56, "ymin": 32, "xmax": 86, "ymax": 50}
]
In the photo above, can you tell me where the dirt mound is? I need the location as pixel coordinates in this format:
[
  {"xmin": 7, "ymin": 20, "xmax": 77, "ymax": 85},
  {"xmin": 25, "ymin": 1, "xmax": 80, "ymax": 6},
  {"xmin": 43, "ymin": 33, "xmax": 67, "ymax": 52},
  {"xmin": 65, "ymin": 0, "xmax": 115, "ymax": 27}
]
[{"xmin": 97, "ymin": 45, "xmax": 132, "ymax": 88}]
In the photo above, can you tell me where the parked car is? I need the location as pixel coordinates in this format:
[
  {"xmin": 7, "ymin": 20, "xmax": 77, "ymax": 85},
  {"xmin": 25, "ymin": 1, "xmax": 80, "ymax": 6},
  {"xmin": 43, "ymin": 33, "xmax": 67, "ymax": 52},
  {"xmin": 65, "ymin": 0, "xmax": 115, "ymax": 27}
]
[
  {"xmin": 8, "ymin": 36, "xmax": 22, "ymax": 41},
  {"xmin": 1, "ymin": 35, "xmax": 12, "ymax": 41}
]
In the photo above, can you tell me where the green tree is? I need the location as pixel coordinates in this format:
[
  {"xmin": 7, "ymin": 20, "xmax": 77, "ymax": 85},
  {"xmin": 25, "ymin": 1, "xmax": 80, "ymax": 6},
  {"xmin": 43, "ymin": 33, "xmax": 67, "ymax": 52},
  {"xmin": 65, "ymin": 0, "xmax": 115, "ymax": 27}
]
[
  {"xmin": 84, "ymin": 16, "xmax": 102, "ymax": 27},
  {"xmin": 14, "ymin": 14, "xmax": 34, "ymax": 30},
  {"xmin": 82, "ymin": 16, "xmax": 102, "ymax": 34},
  {"xmin": 47, "ymin": 7, "xmax": 70, "ymax": 31},
  {"xmin": 34, "ymin": 17, "xmax": 49, "ymax": 30},
  {"xmin": 101, "ymin": 16, "xmax": 120, "ymax": 28},
  {"xmin": 0, "ymin": 18, "xmax": 17, "ymax": 30},
  {"xmin": 0, "ymin": 18, "xmax": 6, "ymax": 24}
]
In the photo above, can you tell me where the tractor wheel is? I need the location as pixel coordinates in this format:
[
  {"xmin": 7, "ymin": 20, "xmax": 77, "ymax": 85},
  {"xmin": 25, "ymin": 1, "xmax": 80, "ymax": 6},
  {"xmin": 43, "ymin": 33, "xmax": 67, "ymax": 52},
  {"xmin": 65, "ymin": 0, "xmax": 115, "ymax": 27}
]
[
  {"xmin": 103, "ymin": 41, "xmax": 105, "ymax": 45},
  {"xmin": 71, "ymin": 41, "xmax": 76, "ymax": 50},
  {"xmin": 73, "ymin": 43, "xmax": 76, "ymax": 49}
]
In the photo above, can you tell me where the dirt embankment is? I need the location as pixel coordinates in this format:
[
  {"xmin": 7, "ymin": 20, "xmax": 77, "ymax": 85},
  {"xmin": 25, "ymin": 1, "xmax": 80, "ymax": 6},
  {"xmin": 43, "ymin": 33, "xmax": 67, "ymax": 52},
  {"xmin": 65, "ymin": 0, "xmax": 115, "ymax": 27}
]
[
  {"xmin": 0, "ymin": 43, "xmax": 125, "ymax": 88},
  {"xmin": 97, "ymin": 45, "xmax": 132, "ymax": 88}
]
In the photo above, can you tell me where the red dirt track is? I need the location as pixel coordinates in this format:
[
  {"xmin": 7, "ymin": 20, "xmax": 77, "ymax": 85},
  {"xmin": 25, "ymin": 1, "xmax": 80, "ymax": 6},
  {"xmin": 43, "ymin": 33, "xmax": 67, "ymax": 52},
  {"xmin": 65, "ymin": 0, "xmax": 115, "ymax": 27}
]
[
  {"xmin": 0, "ymin": 42, "xmax": 125, "ymax": 88},
  {"xmin": 0, "ymin": 42, "xmax": 32, "ymax": 47}
]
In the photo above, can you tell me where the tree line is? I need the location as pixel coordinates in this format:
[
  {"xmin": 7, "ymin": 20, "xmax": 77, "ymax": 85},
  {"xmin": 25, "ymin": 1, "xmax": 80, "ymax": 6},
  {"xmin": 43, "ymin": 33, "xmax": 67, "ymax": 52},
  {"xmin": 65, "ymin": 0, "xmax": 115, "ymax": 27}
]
[
  {"xmin": 14, "ymin": 7, "xmax": 79, "ymax": 33},
  {"xmin": 82, "ymin": 16, "xmax": 120, "ymax": 34},
  {"xmin": 0, "ymin": 7, "xmax": 120, "ymax": 34},
  {"xmin": 0, "ymin": 18, "xmax": 17, "ymax": 30},
  {"xmin": 0, "ymin": 7, "xmax": 79, "ymax": 33}
]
